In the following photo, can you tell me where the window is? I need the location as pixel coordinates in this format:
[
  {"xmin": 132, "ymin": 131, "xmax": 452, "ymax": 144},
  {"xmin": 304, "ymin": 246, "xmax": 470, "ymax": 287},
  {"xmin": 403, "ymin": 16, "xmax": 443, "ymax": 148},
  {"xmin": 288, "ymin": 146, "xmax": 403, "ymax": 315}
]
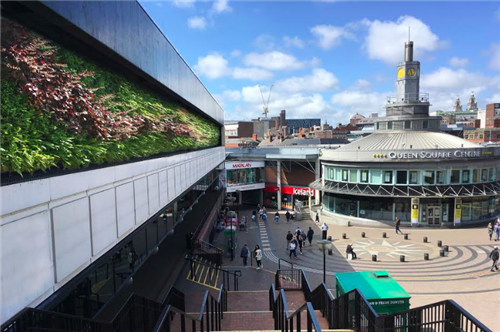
[
  {"xmin": 404, "ymin": 121, "xmax": 411, "ymax": 129},
  {"xmin": 462, "ymin": 170, "xmax": 470, "ymax": 184},
  {"xmin": 497, "ymin": 133, "xmax": 500, "ymax": 139},
  {"xmin": 342, "ymin": 169, "xmax": 349, "ymax": 182},
  {"xmin": 376, "ymin": 122, "xmax": 380, "ymax": 130},
  {"xmin": 464, "ymin": 135, "xmax": 468, "ymax": 139},
  {"xmin": 490, "ymin": 168, "xmax": 496, "ymax": 182},
  {"xmin": 349, "ymin": 169, "xmax": 358, "ymax": 183},
  {"xmin": 481, "ymin": 169, "xmax": 488, "ymax": 182},
  {"xmin": 396, "ymin": 171, "xmax": 407, "ymax": 184},
  {"xmin": 360, "ymin": 170, "xmax": 369, "ymax": 183},
  {"xmin": 475, "ymin": 132, "xmax": 479, "ymax": 138},
  {"xmin": 383, "ymin": 171, "xmax": 393, "ymax": 184},
  {"xmin": 436, "ymin": 170, "xmax": 446, "ymax": 184},
  {"xmin": 473, "ymin": 169, "xmax": 479, "ymax": 183},
  {"xmin": 424, "ymin": 170, "xmax": 435, "ymax": 185},
  {"xmin": 423, "ymin": 120, "xmax": 429, "ymax": 129},
  {"xmin": 387, "ymin": 121, "xmax": 393, "ymax": 130},
  {"xmin": 450, "ymin": 170, "xmax": 460, "ymax": 184},
  {"xmin": 479, "ymin": 134, "xmax": 483, "ymax": 139},
  {"xmin": 409, "ymin": 171, "xmax": 419, "ymax": 184}
]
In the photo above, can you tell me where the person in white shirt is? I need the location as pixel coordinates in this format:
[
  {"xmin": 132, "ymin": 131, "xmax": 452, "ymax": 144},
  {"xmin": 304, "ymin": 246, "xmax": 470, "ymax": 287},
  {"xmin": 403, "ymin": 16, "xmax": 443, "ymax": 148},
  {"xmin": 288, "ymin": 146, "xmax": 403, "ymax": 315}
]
[
  {"xmin": 321, "ymin": 223, "xmax": 328, "ymax": 240},
  {"xmin": 254, "ymin": 245, "xmax": 263, "ymax": 269}
]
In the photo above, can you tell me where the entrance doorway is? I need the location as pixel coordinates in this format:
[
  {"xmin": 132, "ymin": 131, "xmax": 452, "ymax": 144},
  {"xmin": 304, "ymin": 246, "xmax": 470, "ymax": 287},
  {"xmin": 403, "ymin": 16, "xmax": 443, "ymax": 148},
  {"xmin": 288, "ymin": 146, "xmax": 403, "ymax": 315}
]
[{"xmin": 426, "ymin": 204, "xmax": 442, "ymax": 225}]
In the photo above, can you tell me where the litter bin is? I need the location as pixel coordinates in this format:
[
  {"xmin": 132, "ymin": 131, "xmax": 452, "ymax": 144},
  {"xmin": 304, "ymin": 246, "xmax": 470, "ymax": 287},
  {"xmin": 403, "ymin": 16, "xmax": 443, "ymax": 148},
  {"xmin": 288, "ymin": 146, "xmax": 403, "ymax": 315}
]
[{"xmin": 335, "ymin": 271, "xmax": 411, "ymax": 315}]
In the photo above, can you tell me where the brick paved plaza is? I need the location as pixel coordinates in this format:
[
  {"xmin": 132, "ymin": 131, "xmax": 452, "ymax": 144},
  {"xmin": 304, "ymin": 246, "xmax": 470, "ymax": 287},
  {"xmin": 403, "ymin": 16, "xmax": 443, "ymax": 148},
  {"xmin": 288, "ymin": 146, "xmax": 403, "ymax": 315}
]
[{"xmin": 216, "ymin": 207, "xmax": 500, "ymax": 329}]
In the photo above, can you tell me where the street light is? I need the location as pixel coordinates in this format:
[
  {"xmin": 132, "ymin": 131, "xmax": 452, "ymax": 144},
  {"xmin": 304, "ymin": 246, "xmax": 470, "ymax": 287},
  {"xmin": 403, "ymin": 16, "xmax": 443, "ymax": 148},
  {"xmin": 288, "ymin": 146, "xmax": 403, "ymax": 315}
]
[
  {"xmin": 232, "ymin": 190, "xmax": 240, "ymax": 262},
  {"xmin": 317, "ymin": 239, "xmax": 332, "ymax": 284}
]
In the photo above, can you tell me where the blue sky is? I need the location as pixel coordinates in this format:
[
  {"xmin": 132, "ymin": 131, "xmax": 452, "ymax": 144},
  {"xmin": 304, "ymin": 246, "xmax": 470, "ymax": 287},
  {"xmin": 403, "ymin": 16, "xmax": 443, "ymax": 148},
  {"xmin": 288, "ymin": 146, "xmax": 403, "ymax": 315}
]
[{"xmin": 140, "ymin": 0, "xmax": 500, "ymax": 125}]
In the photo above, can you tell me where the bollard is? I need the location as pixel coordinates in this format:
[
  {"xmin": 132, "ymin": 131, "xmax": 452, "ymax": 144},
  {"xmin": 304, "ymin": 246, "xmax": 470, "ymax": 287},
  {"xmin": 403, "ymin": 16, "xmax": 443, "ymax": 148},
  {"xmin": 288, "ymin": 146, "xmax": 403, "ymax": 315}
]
[
  {"xmin": 440, "ymin": 250, "xmax": 445, "ymax": 257},
  {"xmin": 383, "ymin": 232, "xmax": 387, "ymax": 238},
  {"xmin": 372, "ymin": 254, "xmax": 377, "ymax": 262},
  {"xmin": 362, "ymin": 232, "xmax": 366, "ymax": 238},
  {"xmin": 400, "ymin": 255, "xmax": 405, "ymax": 262},
  {"xmin": 347, "ymin": 221, "xmax": 351, "ymax": 227},
  {"xmin": 328, "ymin": 248, "xmax": 333, "ymax": 256},
  {"xmin": 437, "ymin": 240, "xmax": 442, "ymax": 247},
  {"xmin": 404, "ymin": 234, "xmax": 409, "ymax": 240},
  {"xmin": 328, "ymin": 236, "xmax": 332, "ymax": 241},
  {"xmin": 342, "ymin": 233, "xmax": 347, "ymax": 239},
  {"xmin": 423, "ymin": 237, "xmax": 428, "ymax": 243},
  {"xmin": 424, "ymin": 253, "xmax": 429, "ymax": 260},
  {"xmin": 444, "ymin": 245, "xmax": 449, "ymax": 252}
]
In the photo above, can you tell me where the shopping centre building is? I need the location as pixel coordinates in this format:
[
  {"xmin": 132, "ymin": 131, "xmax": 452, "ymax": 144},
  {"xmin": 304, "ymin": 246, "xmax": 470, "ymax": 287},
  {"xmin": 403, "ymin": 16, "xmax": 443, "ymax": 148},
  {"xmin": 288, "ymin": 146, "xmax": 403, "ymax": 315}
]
[{"xmin": 310, "ymin": 41, "xmax": 500, "ymax": 227}]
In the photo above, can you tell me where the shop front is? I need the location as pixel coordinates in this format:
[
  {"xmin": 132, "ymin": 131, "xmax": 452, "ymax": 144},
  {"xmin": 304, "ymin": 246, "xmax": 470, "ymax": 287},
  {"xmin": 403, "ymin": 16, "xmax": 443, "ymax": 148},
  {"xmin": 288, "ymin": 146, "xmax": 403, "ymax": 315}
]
[
  {"xmin": 224, "ymin": 161, "xmax": 265, "ymax": 205},
  {"xmin": 264, "ymin": 185, "xmax": 315, "ymax": 210}
]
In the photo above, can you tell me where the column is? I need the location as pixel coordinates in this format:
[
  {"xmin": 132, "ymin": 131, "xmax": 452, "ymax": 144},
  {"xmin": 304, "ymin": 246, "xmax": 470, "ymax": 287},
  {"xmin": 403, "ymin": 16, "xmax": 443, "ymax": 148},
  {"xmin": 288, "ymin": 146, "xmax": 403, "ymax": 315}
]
[
  {"xmin": 453, "ymin": 198, "xmax": 462, "ymax": 227},
  {"xmin": 259, "ymin": 189, "xmax": 263, "ymax": 206},
  {"xmin": 277, "ymin": 161, "xmax": 282, "ymax": 210},
  {"xmin": 315, "ymin": 159, "xmax": 321, "ymax": 205}
]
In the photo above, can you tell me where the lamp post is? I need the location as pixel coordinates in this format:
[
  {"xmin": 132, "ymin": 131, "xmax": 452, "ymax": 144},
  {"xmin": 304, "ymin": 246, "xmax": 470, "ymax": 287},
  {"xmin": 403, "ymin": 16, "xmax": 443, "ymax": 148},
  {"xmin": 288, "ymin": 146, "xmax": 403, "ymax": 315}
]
[
  {"xmin": 232, "ymin": 190, "xmax": 240, "ymax": 261},
  {"xmin": 317, "ymin": 239, "xmax": 332, "ymax": 284}
]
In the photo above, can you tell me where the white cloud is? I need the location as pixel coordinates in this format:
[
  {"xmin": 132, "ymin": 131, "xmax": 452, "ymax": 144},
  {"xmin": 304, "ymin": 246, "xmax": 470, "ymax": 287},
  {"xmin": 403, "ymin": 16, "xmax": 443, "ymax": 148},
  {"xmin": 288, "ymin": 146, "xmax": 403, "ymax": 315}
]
[
  {"xmin": 212, "ymin": 0, "xmax": 232, "ymax": 13},
  {"xmin": 173, "ymin": 0, "xmax": 195, "ymax": 8},
  {"xmin": 253, "ymin": 34, "xmax": 276, "ymax": 51},
  {"xmin": 275, "ymin": 68, "xmax": 339, "ymax": 93},
  {"xmin": 310, "ymin": 25, "xmax": 354, "ymax": 50},
  {"xmin": 488, "ymin": 43, "xmax": 500, "ymax": 71},
  {"xmin": 486, "ymin": 94, "xmax": 500, "ymax": 104},
  {"xmin": 230, "ymin": 50, "xmax": 242, "ymax": 58},
  {"xmin": 283, "ymin": 36, "xmax": 304, "ymax": 49},
  {"xmin": 187, "ymin": 16, "xmax": 207, "ymax": 30},
  {"xmin": 194, "ymin": 53, "xmax": 229, "ymax": 79},
  {"xmin": 448, "ymin": 57, "xmax": 469, "ymax": 68},
  {"xmin": 194, "ymin": 53, "xmax": 273, "ymax": 80},
  {"xmin": 242, "ymin": 51, "xmax": 307, "ymax": 71},
  {"xmin": 222, "ymin": 90, "xmax": 242, "ymax": 101},
  {"xmin": 363, "ymin": 16, "xmax": 445, "ymax": 64},
  {"xmin": 232, "ymin": 67, "xmax": 274, "ymax": 80},
  {"xmin": 421, "ymin": 68, "xmax": 485, "ymax": 90},
  {"xmin": 331, "ymin": 80, "xmax": 389, "ymax": 115}
]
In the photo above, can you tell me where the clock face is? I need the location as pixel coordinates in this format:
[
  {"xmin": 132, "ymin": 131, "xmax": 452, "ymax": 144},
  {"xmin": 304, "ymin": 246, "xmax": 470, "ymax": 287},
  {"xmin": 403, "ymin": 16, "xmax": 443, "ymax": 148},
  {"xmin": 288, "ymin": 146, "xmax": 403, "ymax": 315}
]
[
  {"xmin": 397, "ymin": 68, "xmax": 405, "ymax": 78},
  {"xmin": 407, "ymin": 68, "xmax": 416, "ymax": 76}
]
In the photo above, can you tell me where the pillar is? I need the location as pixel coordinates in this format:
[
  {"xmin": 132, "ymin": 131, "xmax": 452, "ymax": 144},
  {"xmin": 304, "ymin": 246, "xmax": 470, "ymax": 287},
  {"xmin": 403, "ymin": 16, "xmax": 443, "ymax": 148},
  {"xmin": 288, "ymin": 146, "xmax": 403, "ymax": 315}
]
[
  {"xmin": 259, "ymin": 189, "xmax": 264, "ymax": 206},
  {"xmin": 453, "ymin": 198, "xmax": 462, "ymax": 227},
  {"xmin": 277, "ymin": 161, "xmax": 282, "ymax": 210},
  {"xmin": 238, "ymin": 191, "xmax": 242, "ymax": 205},
  {"xmin": 315, "ymin": 159, "xmax": 321, "ymax": 205}
]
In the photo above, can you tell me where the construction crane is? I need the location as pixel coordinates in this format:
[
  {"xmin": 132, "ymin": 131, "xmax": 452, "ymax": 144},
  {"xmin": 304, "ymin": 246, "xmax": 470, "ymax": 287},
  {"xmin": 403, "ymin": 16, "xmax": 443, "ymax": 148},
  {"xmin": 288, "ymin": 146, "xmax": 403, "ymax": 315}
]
[{"xmin": 258, "ymin": 84, "xmax": 273, "ymax": 118}]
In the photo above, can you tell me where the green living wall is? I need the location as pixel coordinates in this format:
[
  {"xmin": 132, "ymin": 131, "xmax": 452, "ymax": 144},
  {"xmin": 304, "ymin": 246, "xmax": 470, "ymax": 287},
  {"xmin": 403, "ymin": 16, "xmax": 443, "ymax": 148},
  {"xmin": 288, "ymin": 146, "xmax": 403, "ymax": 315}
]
[{"xmin": 1, "ymin": 18, "xmax": 220, "ymax": 176}]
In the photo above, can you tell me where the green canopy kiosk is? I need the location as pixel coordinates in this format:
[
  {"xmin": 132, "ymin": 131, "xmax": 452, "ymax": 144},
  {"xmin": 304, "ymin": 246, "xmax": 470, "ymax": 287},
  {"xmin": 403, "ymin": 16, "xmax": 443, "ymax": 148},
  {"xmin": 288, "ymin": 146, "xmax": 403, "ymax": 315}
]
[{"xmin": 335, "ymin": 271, "xmax": 410, "ymax": 315}]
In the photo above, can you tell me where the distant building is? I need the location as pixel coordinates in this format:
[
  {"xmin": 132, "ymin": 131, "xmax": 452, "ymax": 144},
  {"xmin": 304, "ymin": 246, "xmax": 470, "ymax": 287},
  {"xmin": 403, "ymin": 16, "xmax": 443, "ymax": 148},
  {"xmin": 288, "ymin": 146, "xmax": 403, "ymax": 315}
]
[
  {"xmin": 350, "ymin": 113, "xmax": 366, "ymax": 125},
  {"xmin": 286, "ymin": 118, "xmax": 321, "ymax": 134},
  {"xmin": 453, "ymin": 96, "xmax": 463, "ymax": 112},
  {"xmin": 466, "ymin": 91, "xmax": 478, "ymax": 111}
]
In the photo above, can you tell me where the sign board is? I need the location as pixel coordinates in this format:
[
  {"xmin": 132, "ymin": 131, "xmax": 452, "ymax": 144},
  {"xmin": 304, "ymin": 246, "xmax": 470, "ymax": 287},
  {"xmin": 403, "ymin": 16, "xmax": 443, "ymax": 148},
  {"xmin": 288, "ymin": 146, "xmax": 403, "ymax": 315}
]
[
  {"xmin": 226, "ymin": 183, "xmax": 265, "ymax": 193},
  {"xmin": 411, "ymin": 198, "xmax": 419, "ymax": 224},
  {"xmin": 265, "ymin": 185, "xmax": 315, "ymax": 197},
  {"xmin": 388, "ymin": 150, "xmax": 481, "ymax": 160},
  {"xmin": 454, "ymin": 198, "xmax": 462, "ymax": 226},
  {"xmin": 225, "ymin": 161, "xmax": 265, "ymax": 170}
]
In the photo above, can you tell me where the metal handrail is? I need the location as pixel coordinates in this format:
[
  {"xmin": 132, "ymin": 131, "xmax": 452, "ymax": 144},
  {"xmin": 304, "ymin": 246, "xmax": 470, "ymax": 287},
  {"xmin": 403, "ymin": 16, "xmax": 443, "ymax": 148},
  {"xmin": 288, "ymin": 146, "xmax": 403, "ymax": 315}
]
[
  {"xmin": 278, "ymin": 258, "xmax": 294, "ymax": 270},
  {"xmin": 186, "ymin": 255, "xmax": 242, "ymax": 291},
  {"xmin": 271, "ymin": 287, "xmax": 322, "ymax": 332}
]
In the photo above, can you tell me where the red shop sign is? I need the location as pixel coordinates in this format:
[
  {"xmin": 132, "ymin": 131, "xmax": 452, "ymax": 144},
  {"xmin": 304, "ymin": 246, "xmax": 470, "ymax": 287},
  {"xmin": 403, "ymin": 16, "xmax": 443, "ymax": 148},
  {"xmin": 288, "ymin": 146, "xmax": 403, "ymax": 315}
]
[{"xmin": 265, "ymin": 185, "xmax": 315, "ymax": 197}]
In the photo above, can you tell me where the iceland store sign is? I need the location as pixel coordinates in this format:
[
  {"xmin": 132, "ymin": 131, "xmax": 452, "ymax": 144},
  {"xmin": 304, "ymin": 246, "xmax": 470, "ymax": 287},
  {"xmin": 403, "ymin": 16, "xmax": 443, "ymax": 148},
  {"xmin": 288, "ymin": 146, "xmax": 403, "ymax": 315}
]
[{"xmin": 389, "ymin": 150, "xmax": 481, "ymax": 160}]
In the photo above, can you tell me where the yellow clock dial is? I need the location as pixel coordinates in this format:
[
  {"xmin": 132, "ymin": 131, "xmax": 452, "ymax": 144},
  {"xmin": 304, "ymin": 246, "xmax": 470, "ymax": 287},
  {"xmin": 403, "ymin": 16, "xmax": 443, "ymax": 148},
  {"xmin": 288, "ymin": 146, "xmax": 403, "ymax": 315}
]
[
  {"xmin": 397, "ymin": 68, "xmax": 405, "ymax": 78},
  {"xmin": 407, "ymin": 68, "xmax": 416, "ymax": 76}
]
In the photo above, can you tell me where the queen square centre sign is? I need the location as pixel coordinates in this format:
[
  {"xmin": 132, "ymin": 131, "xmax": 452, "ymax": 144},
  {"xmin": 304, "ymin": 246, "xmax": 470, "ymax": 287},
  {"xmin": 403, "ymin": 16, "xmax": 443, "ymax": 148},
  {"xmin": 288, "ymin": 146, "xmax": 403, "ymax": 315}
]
[{"xmin": 389, "ymin": 150, "xmax": 481, "ymax": 160}]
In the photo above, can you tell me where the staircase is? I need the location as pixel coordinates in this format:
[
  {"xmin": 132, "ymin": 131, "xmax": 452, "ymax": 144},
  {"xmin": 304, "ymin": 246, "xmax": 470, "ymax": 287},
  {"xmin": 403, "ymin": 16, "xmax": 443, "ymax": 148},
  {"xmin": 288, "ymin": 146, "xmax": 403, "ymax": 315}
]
[{"xmin": 186, "ymin": 256, "xmax": 221, "ymax": 290}]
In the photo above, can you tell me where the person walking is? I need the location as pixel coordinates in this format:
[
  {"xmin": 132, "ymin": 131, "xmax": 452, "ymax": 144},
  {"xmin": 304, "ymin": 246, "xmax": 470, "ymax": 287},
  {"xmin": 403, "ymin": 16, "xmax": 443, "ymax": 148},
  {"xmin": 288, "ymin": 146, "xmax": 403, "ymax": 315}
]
[
  {"xmin": 289, "ymin": 237, "xmax": 298, "ymax": 259},
  {"xmin": 252, "ymin": 210, "xmax": 257, "ymax": 222},
  {"xmin": 297, "ymin": 233, "xmax": 303, "ymax": 254},
  {"xmin": 301, "ymin": 230, "xmax": 307, "ymax": 247},
  {"xmin": 259, "ymin": 208, "xmax": 264, "ymax": 220},
  {"xmin": 254, "ymin": 245, "xmax": 263, "ymax": 270},
  {"xmin": 488, "ymin": 222, "xmax": 493, "ymax": 241},
  {"xmin": 321, "ymin": 222, "xmax": 328, "ymax": 240},
  {"xmin": 285, "ymin": 211, "xmax": 291, "ymax": 223},
  {"xmin": 307, "ymin": 227, "xmax": 314, "ymax": 246},
  {"xmin": 395, "ymin": 216, "xmax": 403, "ymax": 235},
  {"xmin": 294, "ymin": 226, "xmax": 301, "ymax": 237},
  {"xmin": 286, "ymin": 231, "xmax": 293, "ymax": 250},
  {"xmin": 275, "ymin": 211, "xmax": 280, "ymax": 223},
  {"xmin": 315, "ymin": 211, "xmax": 320, "ymax": 224},
  {"xmin": 489, "ymin": 246, "xmax": 499, "ymax": 272},
  {"xmin": 240, "ymin": 244, "xmax": 250, "ymax": 266},
  {"xmin": 494, "ymin": 222, "xmax": 500, "ymax": 242}
]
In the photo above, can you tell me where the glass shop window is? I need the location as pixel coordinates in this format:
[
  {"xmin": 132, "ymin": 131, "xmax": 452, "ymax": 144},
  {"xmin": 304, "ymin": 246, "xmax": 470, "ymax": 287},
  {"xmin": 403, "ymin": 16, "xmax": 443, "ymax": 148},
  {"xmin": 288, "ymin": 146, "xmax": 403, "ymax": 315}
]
[
  {"xmin": 450, "ymin": 170, "xmax": 460, "ymax": 184},
  {"xmin": 383, "ymin": 171, "xmax": 393, "ymax": 184},
  {"xmin": 462, "ymin": 170, "xmax": 470, "ymax": 184},
  {"xmin": 424, "ymin": 170, "xmax": 435, "ymax": 185},
  {"xmin": 436, "ymin": 170, "xmax": 446, "ymax": 185},
  {"xmin": 360, "ymin": 170, "xmax": 369, "ymax": 183},
  {"xmin": 396, "ymin": 171, "xmax": 407, "ymax": 185},
  {"xmin": 342, "ymin": 169, "xmax": 349, "ymax": 182},
  {"xmin": 409, "ymin": 171, "xmax": 419, "ymax": 184}
]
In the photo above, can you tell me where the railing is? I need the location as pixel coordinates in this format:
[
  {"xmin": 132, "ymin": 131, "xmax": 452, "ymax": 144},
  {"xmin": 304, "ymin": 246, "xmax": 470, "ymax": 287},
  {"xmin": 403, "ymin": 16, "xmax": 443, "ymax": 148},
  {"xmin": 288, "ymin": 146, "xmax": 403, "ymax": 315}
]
[
  {"xmin": 387, "ymin": 93, "xmax": 429, "ymax": 104},
  {"xmin": 186, "ymin": 255, "xmax": 241, "ymax": 291},
  {"xmin": 152, "ymin": 284, "xmax": 227, "ymax": 332},
  {"xmin": 270, "ymin": 287, "xmax": 322, "ymax": 332},
  {"xmin": 275, "ymin": 269, "xmax": 302, "ymax": 290},
  {"xmin": 278, "ymin": 258, "xmax": 295, "ymax": 270},
  {"xmin": 192, "ymin": 239, "xmax": 224, "ymax": 266}
]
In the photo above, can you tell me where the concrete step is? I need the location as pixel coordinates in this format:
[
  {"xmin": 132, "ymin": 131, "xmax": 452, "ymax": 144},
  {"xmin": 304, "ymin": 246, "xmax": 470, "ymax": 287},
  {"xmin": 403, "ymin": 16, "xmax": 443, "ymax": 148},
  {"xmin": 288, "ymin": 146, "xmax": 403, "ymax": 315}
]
[{"xmin": 227, "ymin": 290, "xmax": 270, "ymax": 311}]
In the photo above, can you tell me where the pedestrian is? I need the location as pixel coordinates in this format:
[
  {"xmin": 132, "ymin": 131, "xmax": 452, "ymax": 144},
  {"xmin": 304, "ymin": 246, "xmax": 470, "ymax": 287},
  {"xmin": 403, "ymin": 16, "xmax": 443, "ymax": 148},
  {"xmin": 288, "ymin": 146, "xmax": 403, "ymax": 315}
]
[
  {"xmin": 315, "ymin": 211, "xmax": 320, "ymax": 224},
  {"xmin": 297, "ymin": 233, "xmax": 303, "ymax": 254},
  {"xmin": 285, "ymin": 211, "xmax": 291, "ymax": 223},
  {"xmin": 240, "ymin": 244, "xmax": 250, "ymax": 266},
  {"xmin": 259, "ymin": 208, "xmax": 264, "ymax": 220},
  {"xmin": 275, "ymin": 211, "xmax": 280, "ymax": 223},
  {"xmin": 289, "ymin": 238, "xmax": 298, "ymax": 259},
  {"xmin": 294, "ymin": 226, "xmax": 301, "ymax": 237},
  {"xmin": 262, "ymin": 212, "xmax": 267, "ymax": 222},
  {"xmin": 321, "ymin": 222, "xmax": 328, "ymax": 240},
  {"xmin": 494, "ymin": 222, "xmax": 500, "ymax": 242},
  {"xmin": 489, "ymin": 246, "xmax": 499, "ymax": 272},
  {"xmin": 307, "ymin": 227, "xmax": 314, "ymax": 246},
  {"xmin": 254, "ymin": 245, "xmax": 263, "ymax": 270},
  {"xmin": 346, "ymin": 243, "xmax": 357, "ymax": 260},
  {"xmin": 286, "ymin": 231, "xmax": 293, "ymax": 250},
  {"xmin": 395, "ymin": 216, "xmax": 403, "ymax": 235},
  {"xmin": 487, "ymin": 222, "xmax": 493, "ymax": 241},
  {"xmin": 301, "ymin": 230, "xmax": 307, "ymax": 247}
]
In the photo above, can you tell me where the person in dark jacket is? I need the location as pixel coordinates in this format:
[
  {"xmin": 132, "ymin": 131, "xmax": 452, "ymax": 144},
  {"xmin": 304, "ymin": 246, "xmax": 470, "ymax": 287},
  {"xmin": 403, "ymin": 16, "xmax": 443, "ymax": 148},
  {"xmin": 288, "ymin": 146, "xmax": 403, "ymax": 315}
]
[
  {"xmin": 240, "ymin": 244, "xmax": 250, "ymax": 266},
  {"xmin": 286, "ymin": 231, "xmax": 293, "ymax": 250},
  {"xmin": 285, "ymin": 211, "xmax": 291, "ymax": 223},
  {"xmin": 489, "ymin": 246, "xmax": 499, "ymax": 272},
  {"xmin": 346, "ymin": 243, "xmax": 357, "ymax": 260},
  {"xmin": 307, "ymin": 227, "xmax": 314, "ymax": 246},
  {"xmin": 395, "ymin": 216, "xmax": 403, "ymax": 235}
]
